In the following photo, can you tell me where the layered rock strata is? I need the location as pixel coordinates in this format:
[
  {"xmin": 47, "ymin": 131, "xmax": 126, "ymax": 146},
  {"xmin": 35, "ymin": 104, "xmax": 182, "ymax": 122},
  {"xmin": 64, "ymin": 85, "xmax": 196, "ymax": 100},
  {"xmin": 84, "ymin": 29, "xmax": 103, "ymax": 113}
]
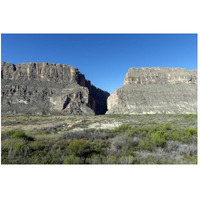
[
  {"xmin": 107, "ymin": 67, "xmax": 197, "ymax": 114},
  {"xmin": 1, "ymin": 61, "xmax": 110, "ymax": 115}
]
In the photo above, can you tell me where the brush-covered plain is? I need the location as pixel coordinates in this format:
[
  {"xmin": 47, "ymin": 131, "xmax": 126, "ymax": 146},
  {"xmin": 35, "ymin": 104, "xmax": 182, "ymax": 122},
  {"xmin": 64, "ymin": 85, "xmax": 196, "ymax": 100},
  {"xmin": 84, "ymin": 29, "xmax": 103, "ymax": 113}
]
[{"xmin": 1, "ymin": 114, "xmax": 197, "ymax": 164}]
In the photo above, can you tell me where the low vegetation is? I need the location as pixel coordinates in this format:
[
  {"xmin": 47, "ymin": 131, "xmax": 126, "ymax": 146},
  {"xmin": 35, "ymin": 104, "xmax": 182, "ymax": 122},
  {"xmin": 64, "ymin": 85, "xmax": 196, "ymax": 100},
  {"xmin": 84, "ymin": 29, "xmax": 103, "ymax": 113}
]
[{"xmin": 1, "ymin": 114, "xmax": 197, "ymax": 164}]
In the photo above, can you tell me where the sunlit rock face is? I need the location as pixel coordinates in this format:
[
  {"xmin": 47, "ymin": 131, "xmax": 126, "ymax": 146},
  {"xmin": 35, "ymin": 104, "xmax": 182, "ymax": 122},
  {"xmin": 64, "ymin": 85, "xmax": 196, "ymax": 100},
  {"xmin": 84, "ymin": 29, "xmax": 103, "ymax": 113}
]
[
  {"xmin": 107, "ymin": 67, "xmax": 197, "ymax": 114},
  {"xmin": 1, "ymin": 61, "xmax": 110, "ymax": 115}
]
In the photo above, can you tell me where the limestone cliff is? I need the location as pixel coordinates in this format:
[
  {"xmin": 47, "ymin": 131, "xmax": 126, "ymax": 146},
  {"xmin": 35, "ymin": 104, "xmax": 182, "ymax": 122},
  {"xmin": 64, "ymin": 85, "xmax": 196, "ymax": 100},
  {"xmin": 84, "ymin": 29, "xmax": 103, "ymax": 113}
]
[
  {"xmin": 1, "ymin": 61, "xmax": 110, "ymax": 115},
  {"xmin": 107, "ymin": 67, "xmax": 197, "ymax": 114}
]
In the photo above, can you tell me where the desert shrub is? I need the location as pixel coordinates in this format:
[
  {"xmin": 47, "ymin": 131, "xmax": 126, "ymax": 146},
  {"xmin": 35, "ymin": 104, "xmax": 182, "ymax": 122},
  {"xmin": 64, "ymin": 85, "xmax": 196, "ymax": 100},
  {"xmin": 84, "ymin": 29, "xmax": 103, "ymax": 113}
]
[
  {"xmin": 106, "ymin": 143, "xmax": 118, "ymax": 156},
  {"xmin": 136, "ymin": 141, "xmax": 197, "ymax": 164},
  {"xmin": 89, "ymin": 140, "xmax": 109, "ymax": 156},
  {"xmin": 150, "ymin": 130, "xmax": 169, "ymax": 147},
  {"xmin": 120, "ymin": 145, "xmax": 136, "ymax": 156},
  {"xmin": 149, "ymin": 121, "xmax": 158, "ymax": 125},
  {"xmin": 51, "ymin": 140, "xmax": 69, "ymax": 151},
  {"xmin": 104, "ymin": 155, "xmax": 118, "ymax": 164},
  {"xmin": 167, "ymin": 141, "xmax": 197, "ymax": 155},
  {"xmin": 182, "ymin": 154, "xmax": 197, "ymax": 164},
  {"xmin": 104, "ymin": 130, "xmax": 117, "ymax": 138},
  {"xmin": 111, "ymin": 135, "xmax": 126, "ymax": 150},
  {"xmin": 64, "ymin": 155, "xmax": 83, "ymax": 164},
  {"xmin": 167, "ymin": 127, "xmax": 197, "ymax": 143},
  {"xmin": 126, "ymin": 137, "xmax": 140, "ymax": 147},
  {"xmin": 32, "ymin": 129, "xmax": 52, "ymax": 135},
  {"xmin": 85, "ymin": 154, "xmax": 104, "ymax": 164},
  {"xmin": 14, "ymin": 142, "xmax": 26, "ymax": 153},
  {"xmin": 138, "ymin": 138, "xmax": 155, "ymax": 152},
  {"xmin": 184, "ymin": 127, "xmax": 197, "ymax": 136},
  {"xmin": 166, "ymin": 140, "xmax": 181, "ymax": 151},
  {"xmin": 180, "ymin": 131, "xmax": 192, "ymax": 142},
  {"xmin": 130, "ymin": 127, "xmax": 151, "ymax": 137},
  {"xmin": 150, "ymin": 124, "xmax": 172, "ymax": 132},
  {"xmin": 167, "ymin": 130, "xmax": 181, "ymax": 141},
  {"xmin": 142, "ymin": 155, "xmax": 157, "ymax": 164},
  {"xmin": 67, "ymin": 139, "xmax": 87, "ymax": 156},
  {"xmin": 182, "ymin": 114, "xmax": 197, "ymax": 120},
  {"xmin": 1, "ymin": 138, "xmax": 24, "ymax": 149},
  {"xmin": 28, "ymin": 141, "xmax": 45, "ymax": 151},
  {"xmin": 136, "ymin": 153, "xmax": 170, "ymax": 164},
  {"xmin": 64, "ymin": 139, "xmax": 109, "ymax": 164},
  {"xmin": 1, "ymin": 129, "xmax": 34, "ymax": 141},
  {"xmin": 158, "ymin": 158, "xmax": 174, "ymax": 164},
  {"xmin": 119, "ymin": 156, "xmax": 136, "ymax": 164},
  {"xmin": 139, "ymin": 155, "xmax": 173, "ymax": 164},
  {"xmin": 2, "ymin": 138, "xmax": 32, "ymax": 160},
  {"xmin": 163, "ymin": 124, "xmax": 172, "ymax": 131},
  {"xmin": 129, "ymin": 124, "xmax": 171, "ymax": 138},
  {"xmin": 26, "ymin": 151, "xmax": 62, "ymax": 164},
  {"xmin": 113, "ymin": 124, "xmax": 133, "ymax": 135},
  {"xmin": 12, "ymin": 131, "xmax": 28, "ymax": 139},
  {"xmin": 61, "ymin": 130, "xmax": 107, "ymax": 140}
]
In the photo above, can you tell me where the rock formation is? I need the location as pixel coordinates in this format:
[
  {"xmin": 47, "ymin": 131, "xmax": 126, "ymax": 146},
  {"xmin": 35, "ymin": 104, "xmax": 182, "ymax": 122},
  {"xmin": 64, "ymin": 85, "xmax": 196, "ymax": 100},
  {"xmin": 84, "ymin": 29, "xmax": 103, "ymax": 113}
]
[
  {"xmin": 1, "ymin": 61, "xmax": 110, "ymax": 115},
  {"xmin": 106, "ymin": 67, "xmax": 197, "ymax": 114}
]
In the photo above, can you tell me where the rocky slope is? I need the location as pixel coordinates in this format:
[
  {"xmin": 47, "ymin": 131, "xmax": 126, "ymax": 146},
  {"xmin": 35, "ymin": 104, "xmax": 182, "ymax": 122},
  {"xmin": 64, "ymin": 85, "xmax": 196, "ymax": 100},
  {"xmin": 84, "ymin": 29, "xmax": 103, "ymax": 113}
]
[
  {"xmin": 106, "ymin": 67, "xmax": 197, "ymax": 114},
  {"xmin": 1, "ymin": 61, "xmax": 110, "ymax": 115}
]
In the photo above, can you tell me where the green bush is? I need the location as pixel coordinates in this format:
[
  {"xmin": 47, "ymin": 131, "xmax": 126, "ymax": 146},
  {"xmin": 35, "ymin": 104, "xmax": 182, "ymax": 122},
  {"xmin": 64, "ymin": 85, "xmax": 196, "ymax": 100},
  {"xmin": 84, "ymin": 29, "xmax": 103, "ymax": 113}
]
[
  {"xmin": 142, "ymin": 155, "xmax": 157, "ymax": 164},
  {"xmin": 138, "ymin": 139, "xmax": 155, "ymax": 152},
  {"xmin": 129, "ymin": 124, "xmax": 172, "ymax": 137},
  {"xmin": 113, "ymin": 124, "xmax": 133, "ymax": 135},
  {"xmin": 104, "ymin": 155, "xmax": 118, "ymax": 164},
  {"xmin": 89, "ymin": 140, "xmax": 108, "ymax": 155},
  {"xmin": 64, "ymin": 155, "xmax": 83, "ymax": 164},
  {"xmin": 184, "ymin": 127, "xmax": 197, "ymax": 136},
  {"xmin": 167, "ymin": 127, "xmax": 197, "ymax": 143},
  {"xmin": 182, "ymin": 114, "xmax": 197, "ymax": 120},
  {"xmin": 119, "ymin": 156, "xmax": 136, "ymax": 164},
  {"xmin": 1, "ymin": 129, "xmax": 34, "ymax": 141},
  {"xmin": 183, "ymin": 154, "xmax": 197, "ymax": 164},
  {"xmin": 28, "ymin": 141, "xmax": 45, "ymax": 151},
  {"xmin": 85, "ymin": 154, "xmax": 104, "ymax": 164},
  {"xmin": 168, "ymin": 131, "xmax": 181, "ymax": 141},
  {"xmin": 131, "ymin": 127, "xmax": 151, "ymax": 137},
  {"xmin": 150, "ymin": 130, "xmax": 169, "ymax": 147},
  {"xmin": 68, "ymin": 139, "xmax": 87, "ymax": 156}
]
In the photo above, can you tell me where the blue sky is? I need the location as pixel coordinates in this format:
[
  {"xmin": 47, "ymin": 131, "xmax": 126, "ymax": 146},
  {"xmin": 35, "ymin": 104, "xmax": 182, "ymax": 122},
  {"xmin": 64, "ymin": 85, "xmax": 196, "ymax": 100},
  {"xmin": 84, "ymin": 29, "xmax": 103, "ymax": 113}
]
[{"xmin": 1, "ymin": 34, "xmax": 197, "ymax": 93}]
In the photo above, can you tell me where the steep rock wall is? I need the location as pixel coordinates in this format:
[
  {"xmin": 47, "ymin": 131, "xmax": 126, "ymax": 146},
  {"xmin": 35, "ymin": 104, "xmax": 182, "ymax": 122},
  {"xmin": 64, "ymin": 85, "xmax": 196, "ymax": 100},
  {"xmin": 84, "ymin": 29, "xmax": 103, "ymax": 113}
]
[
  {"xmin": 1, "ymin": 62, "xmax": 110, "ymax": 115},
  {"xmin": 107, "ymin": 67, "xmax": 197, "ymax": 114}
]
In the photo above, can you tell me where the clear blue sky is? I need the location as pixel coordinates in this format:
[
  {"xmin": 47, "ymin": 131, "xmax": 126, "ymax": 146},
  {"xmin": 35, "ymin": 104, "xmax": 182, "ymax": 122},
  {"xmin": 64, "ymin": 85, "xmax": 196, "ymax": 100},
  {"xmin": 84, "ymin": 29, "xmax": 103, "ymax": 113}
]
[{"xmin": 1, "ymin": 34, "xmax": 197, "ymax": 93}]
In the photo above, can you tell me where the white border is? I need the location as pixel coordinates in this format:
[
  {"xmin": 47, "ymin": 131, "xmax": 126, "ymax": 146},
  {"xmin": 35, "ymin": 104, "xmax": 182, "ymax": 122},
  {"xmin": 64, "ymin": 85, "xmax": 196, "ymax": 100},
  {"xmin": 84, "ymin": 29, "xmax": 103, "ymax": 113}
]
[{"xmin": 0, "ymin": 0, "xmax": 199, "ymax": 200}]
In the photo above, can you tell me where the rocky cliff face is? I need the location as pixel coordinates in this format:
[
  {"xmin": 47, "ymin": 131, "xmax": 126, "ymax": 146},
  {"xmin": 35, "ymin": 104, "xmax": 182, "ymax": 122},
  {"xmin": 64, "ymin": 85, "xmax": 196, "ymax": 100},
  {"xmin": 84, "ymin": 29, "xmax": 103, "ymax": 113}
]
[
  {"xmin": 107, "ymin": 67, "xmax": 197, "ymax": 114},
  {"xmin": 1, "ymin": 61, "xmax": 110, "ymax": 115}
]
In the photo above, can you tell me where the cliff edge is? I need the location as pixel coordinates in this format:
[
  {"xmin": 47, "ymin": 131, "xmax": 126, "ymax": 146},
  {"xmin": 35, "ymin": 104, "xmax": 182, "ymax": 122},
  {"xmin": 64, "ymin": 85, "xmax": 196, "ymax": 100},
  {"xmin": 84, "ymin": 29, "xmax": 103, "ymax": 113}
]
[
  {"xmin": 1, "ymin": 61, "xmax": 110, "ymax": 115},
  {"xmin": 106, "ymin": 67, "xmax": 197, "ymax": 114}
]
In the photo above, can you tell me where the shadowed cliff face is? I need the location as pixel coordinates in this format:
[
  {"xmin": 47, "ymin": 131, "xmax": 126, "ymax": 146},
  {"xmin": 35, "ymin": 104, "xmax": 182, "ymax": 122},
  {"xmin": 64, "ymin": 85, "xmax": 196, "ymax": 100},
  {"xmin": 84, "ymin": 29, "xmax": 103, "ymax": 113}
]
[
  {"xmin": 1, "ymin": 62, "xmax": 110, "ymax": 115},
  {"xmin": 107, "ymin": 67, "xmax": 197, "ymax": 114}
]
